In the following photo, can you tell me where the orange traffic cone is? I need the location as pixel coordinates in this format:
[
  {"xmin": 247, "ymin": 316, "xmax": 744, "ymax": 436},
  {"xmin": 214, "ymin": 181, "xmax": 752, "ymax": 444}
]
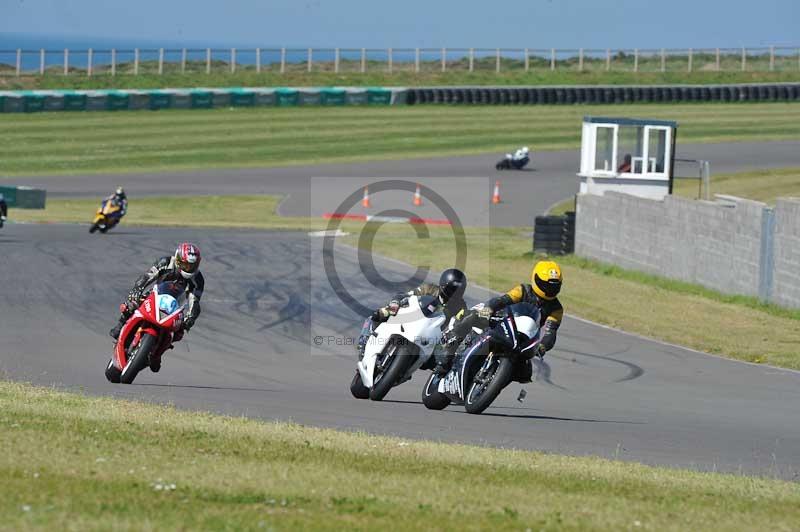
[
  {"xmin": 491, "ymin": 180, "xmax": 502, "ymax": 204},
  {"xmin": 413, "ymin": 183, "xmax": 423, "ymax": 206},
  {"xmin": 362, "ymin": 186, "xmax": 371, "ymax": 208}
]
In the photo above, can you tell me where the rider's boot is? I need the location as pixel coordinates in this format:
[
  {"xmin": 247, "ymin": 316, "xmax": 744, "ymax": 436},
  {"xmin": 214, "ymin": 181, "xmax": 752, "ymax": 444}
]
[
  {"xmin": 109, "ymin": 304, "xmax": 134, "ymax": 340},
  {"xmin": 512, "ymin": 359, "xmax": 533, "ymax": 383}
]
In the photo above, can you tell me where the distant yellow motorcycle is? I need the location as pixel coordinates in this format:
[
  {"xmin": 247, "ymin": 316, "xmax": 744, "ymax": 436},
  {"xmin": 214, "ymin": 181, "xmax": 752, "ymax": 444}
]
[{"xmin": 89, "ymin": 198, "xmax": 124, "ymax": 234}]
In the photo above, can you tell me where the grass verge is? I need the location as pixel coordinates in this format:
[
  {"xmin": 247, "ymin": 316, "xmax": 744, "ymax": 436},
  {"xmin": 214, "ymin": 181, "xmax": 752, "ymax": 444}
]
[
  {"xmin": 4, "ymin": 69, "xmax": 800, "ymax": 91},
  {"xmin": 2, "ymin": 380, "xmax": 799, "ymax": 531},
  {"xmin": 2, "ymin": 103, "xmax": 800, "ymax": 176},
  {"xmin": 12, "ymin": 195, "xmax": 800, "ymax": 369}
]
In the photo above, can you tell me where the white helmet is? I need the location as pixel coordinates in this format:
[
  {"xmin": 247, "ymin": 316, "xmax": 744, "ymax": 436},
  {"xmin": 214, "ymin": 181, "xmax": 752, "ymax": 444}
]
[{"xmin": 521, "ymin": 146, "xmax": 530, "ymax": 155}]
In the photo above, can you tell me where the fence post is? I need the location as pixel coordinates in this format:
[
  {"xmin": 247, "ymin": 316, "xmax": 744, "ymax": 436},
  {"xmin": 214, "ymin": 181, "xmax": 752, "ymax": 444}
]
[
  {"xmin": 388, "ymin": 47, "xmax": 393, "ymax": 73},
  {"xmin": 715, "ymin": 48, "xmax": 720, "ymax": 71},
  {"xmin": 39, "ymin": 48, "xmax": 45, "ymax": 75},
  {"xmin": 230, "ymin": 48, "xmax": 236, "ymax": 73},
  {"xmin": 307, "ymin": 48, "xmax": 312, "ymax": 72},
  {"xmin": 87, "ymin": 48, "xmax": 93, "ymax": 77},
  {"xmin": 111, "ymin": 48, "xmax": 116, "ymax": 76},
  {"xmin": 496, "ymin": 48, "xmax": 501, "ymax": 73},
  {"xmin": 360, "ymin": 48, "xmax": 366, "ymax": 73},
  {"xmin": 687, "ymin": 48, "xmax": 693, "ymax": 72},
  {"xmin": 205, "ymin": 48, "xmax": 211, "ymax": 74},
  {"xmin": 524, "ymin": 48, "xmax": 529, "ymax": 71},
  {"xmin": 701, "ymin": 160, "xmax": 711, "ymax": 201},
  {"xmin": 741, "ymin": 47, "xmax": 746, "ymax": 71},
  {"xmin": 158, "ymin": 48, "xmax": 164, "ymax": 75},
  {"xmin": 633, "ymin": 48, "xmax": 638, "ymax": 72},
  {"xmin": 334, "ymin": 48, "xmax": 339, "ymax": 73},
  {"xmin": 134, "ymin": 48, "xmax": 140, "ymax": 75},
  {"xmin": 469, "ymin": 48, "xmax": 474, "ymax": 72},
  {"xmin": 441, "ymin": 47, "xmax": 446, "ymax": 72},
  {"xmin": 769, "ymin": 45, "xmax": 775, "ymax": 71},
  {"xmin": 414, "ymin": 47, "xmax": 420, "ymax": 73},
  {"xmin": 256, "ymin": 48, "xmax": 261, "ymax": 73},
  {"xmin": 606, "ymin": 48, "xmax": 611, "ymax": 71},
  {"xmin": 280, "ymin": 48, "xmax": 286, "ymax": 74},
  {"xmin": 578, "ymin": 48, "xmax": 583, "ymax": 71},
  {"xmin": 64, "ymin": 48, "xmax": 69, "ymax": 75},
  {"xmin": 661, "ymin": 48, "xmax": 666, "ymax": 72},
  {"xmin": 181, "ymin": 48, "xmax": 187, "ymax": 73},
  {"xmin": 15, "ymin": 48, "xmax": 21, "ymax": 77},
  {"xmin": 550, "ymin": 48, "xmax": 555, "ymax": 70}
]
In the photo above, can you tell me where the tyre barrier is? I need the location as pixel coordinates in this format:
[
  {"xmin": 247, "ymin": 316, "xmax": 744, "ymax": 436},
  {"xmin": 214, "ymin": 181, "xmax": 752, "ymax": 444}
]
[
  {"xmin": 407, "ymin": 83, "xmax": 800, "ymax": 106},
  {"xmin": 533, "ymin": 212, "xmax": 576, "ymax": 256}
]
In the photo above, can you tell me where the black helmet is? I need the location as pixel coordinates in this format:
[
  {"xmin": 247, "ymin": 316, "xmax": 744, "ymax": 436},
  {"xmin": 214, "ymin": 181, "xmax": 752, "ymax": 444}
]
[
  {"xmin": 115, "ymin": 187, "xmax": 126, "ymax": 199},
  {"xmin": 438, "ymin": 268, "xmax": 467, "ymax": 304}
]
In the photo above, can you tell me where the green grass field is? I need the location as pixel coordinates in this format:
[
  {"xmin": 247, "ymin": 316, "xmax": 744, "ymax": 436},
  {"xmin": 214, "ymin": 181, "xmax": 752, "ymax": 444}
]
[
  {"xmin": 11, "ymin": 191, "xmax": 800, "ymax": 370},
  {"xmin": 2, "ymin": 380, "xmax": 798, "ymax": 531},
  {"xmin": 2, "ymin": 103, "xmax": 800, "ymax": 176},
  {"xmin": 3, "ymin": 65, "xmax": 800, "ymax": 91}
]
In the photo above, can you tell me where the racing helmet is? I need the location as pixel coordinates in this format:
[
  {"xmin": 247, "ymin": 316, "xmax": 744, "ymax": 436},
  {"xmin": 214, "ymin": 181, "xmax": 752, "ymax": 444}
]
[
  {"xmin": 438, "ymin": 268, "xmax": 467, "ymax": 304},
  {"xmin": 531, "ymin": 260, "xmax": 562, "ymax": 300},
  {"xmin": 521, "ymin": 146, "xmax": 530, "ymax": 155},
  {"xmin": 174, "ymin": 242, "xmax": 201, "ymax": 279},
  {"xmin": 115, "ymin": 187, "xmax": 126, "ymax": 199}
]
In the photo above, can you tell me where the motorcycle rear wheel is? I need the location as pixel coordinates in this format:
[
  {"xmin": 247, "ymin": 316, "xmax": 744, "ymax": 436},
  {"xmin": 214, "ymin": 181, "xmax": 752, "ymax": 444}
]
[
  {"xmin": 369, "ymin": 343, "xmax": 412, "ymax": 401},
  {"xmin": 421, "ymin": 373, "xmax": 450, "ymax": 410},
  {"xmin": 120, "ymin": 333, "xmax": 157, "ymax": 384},
  {"xmin": 464, "ymin": 356, "xmax": 514, "ymax": 414},
  {"xmin": 350, "ymin": 371, "xmax": 370, "ymax": 399}
]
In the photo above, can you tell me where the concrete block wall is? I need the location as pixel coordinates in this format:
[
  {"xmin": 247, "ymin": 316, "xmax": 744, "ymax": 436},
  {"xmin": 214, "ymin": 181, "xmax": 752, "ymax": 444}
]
[
  {"xmin": 575, "ymin": 192, "xmax": 768, "ymax": 299},
  {"xmin": 772, "ymin": 198, "xmax": 800, "ymax": 308}
]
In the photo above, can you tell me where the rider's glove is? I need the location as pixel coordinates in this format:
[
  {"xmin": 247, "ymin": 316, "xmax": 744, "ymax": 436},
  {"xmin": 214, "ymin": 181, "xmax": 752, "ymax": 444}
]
[
  {"xmin": 477, "ymin": 306, "xmax": 494, "ymax": 320},
  {"xmin": 534, "ymin": 343, "xmax": 546, "ymax": 358},
  {"xmin": 387, "ymin": 299, "xmax": 401, "ymax": 316},
  {"xmin": 127, "ymin": 288, "xmax": 143, "ymax": 303}
]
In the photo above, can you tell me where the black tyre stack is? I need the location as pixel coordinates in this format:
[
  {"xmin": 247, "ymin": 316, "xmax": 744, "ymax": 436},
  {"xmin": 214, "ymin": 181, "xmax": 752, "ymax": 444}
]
[{"xmin": 533, "ymin": 211, "xmax": 576, "ymax": 255}]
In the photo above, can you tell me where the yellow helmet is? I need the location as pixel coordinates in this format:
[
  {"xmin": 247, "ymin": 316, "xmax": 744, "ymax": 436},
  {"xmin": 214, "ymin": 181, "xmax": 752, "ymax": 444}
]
[{"xmin": 531, "ymin": 261, "xmax": 562, "ymax": 300}]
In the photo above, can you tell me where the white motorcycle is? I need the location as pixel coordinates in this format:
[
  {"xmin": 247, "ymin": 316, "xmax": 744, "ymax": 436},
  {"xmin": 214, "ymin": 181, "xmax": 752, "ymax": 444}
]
[{"xmin": 350, "ymin": 295, "xmax": 447, "ymax": 401}]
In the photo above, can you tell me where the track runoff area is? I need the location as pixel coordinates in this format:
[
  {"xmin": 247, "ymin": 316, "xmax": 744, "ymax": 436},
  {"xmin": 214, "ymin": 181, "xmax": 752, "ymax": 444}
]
[{"xmin": 2, "ymin": 142, "xmax": 800, "ymax": 479}]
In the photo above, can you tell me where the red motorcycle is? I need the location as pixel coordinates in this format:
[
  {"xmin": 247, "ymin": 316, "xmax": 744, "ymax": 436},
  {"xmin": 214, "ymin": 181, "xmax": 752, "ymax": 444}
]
[{"xmin": 105, "ymin": 283, "xmax": 185, "ymax": 384}]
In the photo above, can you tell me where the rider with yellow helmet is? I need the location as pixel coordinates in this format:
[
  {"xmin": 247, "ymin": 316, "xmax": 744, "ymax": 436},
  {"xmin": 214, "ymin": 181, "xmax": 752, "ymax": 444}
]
[{"xmin": 433, "ymin": 260, "xmax": 563, "ymax": 381}]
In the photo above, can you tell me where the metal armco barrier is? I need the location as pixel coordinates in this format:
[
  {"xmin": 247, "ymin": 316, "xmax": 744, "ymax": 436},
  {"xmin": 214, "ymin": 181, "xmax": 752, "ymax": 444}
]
[
  {"xmin": 533, "ymin": 212, "xmax": 575, "ymax": 255},
  {"xmin": 405, "ymin": 83, "xmax": 800, "ymax": 105}
]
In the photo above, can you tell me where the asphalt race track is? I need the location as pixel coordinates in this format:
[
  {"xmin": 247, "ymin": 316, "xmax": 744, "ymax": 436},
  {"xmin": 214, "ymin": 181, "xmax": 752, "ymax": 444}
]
[
  {"xmin": 2, "ymin": 140, "xmax": 800, "ymax": 479},
  {"xmin": 2, "ymin": 222, "xmax": 799, "ymax": 479},
  {"xmin": 12, "ymin": 140, "xmax": 800, "ymax": 227}
]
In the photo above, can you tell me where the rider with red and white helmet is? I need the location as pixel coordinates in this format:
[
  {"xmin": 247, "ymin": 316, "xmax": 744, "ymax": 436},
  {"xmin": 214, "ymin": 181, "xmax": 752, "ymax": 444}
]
[{"xmin": 109, "ymin": 243, "xmax": 205, "ymax": 364}]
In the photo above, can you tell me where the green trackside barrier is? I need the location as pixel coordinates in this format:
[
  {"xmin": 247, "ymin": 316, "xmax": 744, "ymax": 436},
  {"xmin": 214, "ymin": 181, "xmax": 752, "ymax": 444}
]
[
  {"xmin": 208, "ymin": 89, "xmax": 231, "ymax": 107},
  {"xmin": 171, "ymin": 90, "xmax": 192, "ymax": 109},
  {"xmin": 104, "ymin": 90, "xmax": 129, "ymax": 111},
  {"xmin": 230, "ymin": 88, "xmax": 255, "ymax": 107},
  {"xmin": 298, "ymin": 89, "xmax": 321, "ymax": 106},
  {"xmin": 22, "ymin": 91, "xmax": 46, "ymax": 113},
  {"xmin": 86, "ymin": 91, "xmax": 109, "ymax": 111},
  {"xmin": 367, "ymin": 88, "xmax": 392, "ymax": 105},
  {"xmin": 276, "ymin": 88, "xmax": 299, "ymax": 106},
  {"xmin": 345, "ymin": 89, "xmax": 368, "ymax": 105},
  {"xmin": 0, "ymin": 185, "xmax": 46, "ymax": 209},
  {"xmin": 3, "ymin": 94, "xmax": 23, "ymax": 112},
  {"xmin": 252, "ymin": 88, "xmax": 275, "ymax": 106},
  {"xmin": 62, "ymin": 91, "xmax": 87, "ymax": 111},
  {"xmin": 0, "ymin": 94, "xmax": 5, "ymax": 112},
  {"xmin": 320, "ymin": 88, "xmax": 346, "ymax": 106},
  {"xmin": 190, "ymin": 89, "xmax": 213, "ymax": 108},
  {"xmin": 40, "ymin": 91, "xmax": 65, "ymax": 111},
  {"xmin": 128, "ymin": 90, "xmax": 150, "ymax": 110},
  {"xmin": 148, "ymin": 90, "xmax": 172, "ymax": 110}
]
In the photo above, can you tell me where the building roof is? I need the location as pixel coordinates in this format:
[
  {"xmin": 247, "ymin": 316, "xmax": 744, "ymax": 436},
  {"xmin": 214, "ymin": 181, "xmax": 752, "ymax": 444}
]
[{"xmin": 583, "ymin": 116, "xmax": 678, "ymax": 128}]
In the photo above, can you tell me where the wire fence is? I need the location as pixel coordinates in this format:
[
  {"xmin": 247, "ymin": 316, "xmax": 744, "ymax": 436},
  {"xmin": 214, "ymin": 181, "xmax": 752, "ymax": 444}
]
[{"xmin": 1, "ymin": 46, "xmax": 799, "ymax": 77}]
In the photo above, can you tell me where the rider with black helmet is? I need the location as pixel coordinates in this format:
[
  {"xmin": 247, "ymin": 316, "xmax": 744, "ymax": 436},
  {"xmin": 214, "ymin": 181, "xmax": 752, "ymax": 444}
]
[
  {"xmin": 358, "ymin": 269, "xmax": 468, "ymax": 359},
  {"xmin": 371, "ymin": 268, "xmax": 468, "ymax": 325}
]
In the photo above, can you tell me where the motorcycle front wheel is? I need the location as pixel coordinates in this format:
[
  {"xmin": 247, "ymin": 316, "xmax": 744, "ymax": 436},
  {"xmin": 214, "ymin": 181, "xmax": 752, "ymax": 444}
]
[
  {"xmin": 120, "ymin": 333, "xmax": 157, "ymax": 384},
  {"xmin": 421, "ymin": 373, "xmax": 450, "ymax": 410},
  {"xmin": 369, "ymin": 343, "xmax": 412, "ymax": 401},
  {"xmin": 350, "ymin": 370, "xmax": 370, "ymax": 399},
  {"xmin": 464, "ymin": 356, "xmax": 514, "ymax": 414}
]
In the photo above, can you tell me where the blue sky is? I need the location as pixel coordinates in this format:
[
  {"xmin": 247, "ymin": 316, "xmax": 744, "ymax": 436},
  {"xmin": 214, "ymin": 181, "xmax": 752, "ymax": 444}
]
[{"xmin": 3, "ymin": 0, "xmax": 798, "ymax": 49}]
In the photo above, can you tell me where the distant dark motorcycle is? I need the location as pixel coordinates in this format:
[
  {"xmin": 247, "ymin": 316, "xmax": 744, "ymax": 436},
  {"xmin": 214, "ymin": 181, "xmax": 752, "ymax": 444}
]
[{"xmin": 495, "ymin": 156, "xmax": 529, "ymax": 170}]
